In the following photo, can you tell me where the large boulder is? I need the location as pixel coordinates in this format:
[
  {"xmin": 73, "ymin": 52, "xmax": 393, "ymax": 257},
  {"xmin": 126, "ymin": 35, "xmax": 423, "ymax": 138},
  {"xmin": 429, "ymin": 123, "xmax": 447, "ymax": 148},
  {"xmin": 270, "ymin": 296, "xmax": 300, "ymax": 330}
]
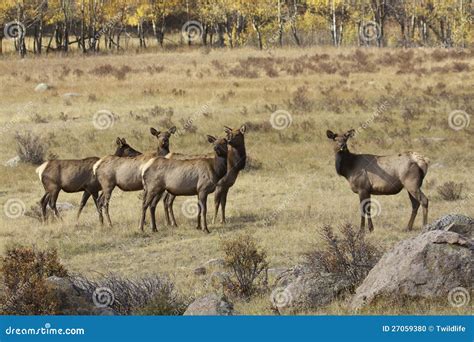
[
  {"xmin": 271, "ymin": 265, "xmax": 351, "ymax": 314},
  {"xmin": 423, "ymin": 214, "xmax": 473, "ymax": 237},
  {"xmin": 183, "ymin": 294, "xmax": 235, "ymax": 316},
  {"xmin": 351, "ymin": 230, "xmax": 472, "ymax": 309},
  {"xmin": 45, "ymin": 276, "xmax": 115, "ymax": 315}
]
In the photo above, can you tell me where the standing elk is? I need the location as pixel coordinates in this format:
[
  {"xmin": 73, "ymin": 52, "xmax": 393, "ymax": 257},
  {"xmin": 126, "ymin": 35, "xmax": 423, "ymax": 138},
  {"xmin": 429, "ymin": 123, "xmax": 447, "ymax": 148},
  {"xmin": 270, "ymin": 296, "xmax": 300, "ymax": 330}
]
[
  {"xmin": 162, "ymin": 125, "xmax": 247, "ymax": 227},
  {"xmin": 326, "ymin": 129, "xmax": 429, "ymax": 232},
  {"xmin": 36, "ymin": 138, "xmax": 140, "ymax": 224},
  {"xmin": 93, "ymin": 126, "xmax": 176, "ymax": 227},
  {"xmin": 140, "ymin": 135, "xmax": 228, "ymax": 233}
]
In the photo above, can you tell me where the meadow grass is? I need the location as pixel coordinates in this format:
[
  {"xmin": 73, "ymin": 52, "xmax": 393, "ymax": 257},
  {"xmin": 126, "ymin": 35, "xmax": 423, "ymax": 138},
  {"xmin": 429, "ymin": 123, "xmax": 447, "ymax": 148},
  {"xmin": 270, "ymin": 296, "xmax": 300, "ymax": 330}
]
[{"xmin": 0, "ymin": 46, "xmax": 472, "ymax": 314}]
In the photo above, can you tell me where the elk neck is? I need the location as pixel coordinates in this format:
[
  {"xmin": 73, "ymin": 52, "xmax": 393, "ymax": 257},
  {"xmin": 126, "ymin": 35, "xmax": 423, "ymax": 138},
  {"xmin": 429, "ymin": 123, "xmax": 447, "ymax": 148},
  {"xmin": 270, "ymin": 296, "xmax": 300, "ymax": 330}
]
[
  {"xmin": 228, "ymin": 142, "xmax": 246, "ymax": 172},
  {"xmin": 157, "ymin": 145, "xmax": 170, "ymax": 157},
  {"xmin": 214, "ymin": 155, "xmax": 228, "ymax": 180},
  {"xmin": 335, "ymin": 149, "xmax": 355, "ymax": 179}
]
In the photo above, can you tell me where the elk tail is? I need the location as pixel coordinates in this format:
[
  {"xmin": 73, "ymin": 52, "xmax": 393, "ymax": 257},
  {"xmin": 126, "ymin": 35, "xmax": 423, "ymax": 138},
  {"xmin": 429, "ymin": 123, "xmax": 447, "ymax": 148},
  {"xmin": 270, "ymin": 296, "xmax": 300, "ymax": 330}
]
[
  {"xmin": 35, "ymin": 162, "xmax": 48, "ymax": 182},
  {"xmin": 410, "ymin": 152, "xmax": 430, "ymax": 176},
  {"xmin": 93, "ymin": 158, "xmax": 104, "ymax": 176}
]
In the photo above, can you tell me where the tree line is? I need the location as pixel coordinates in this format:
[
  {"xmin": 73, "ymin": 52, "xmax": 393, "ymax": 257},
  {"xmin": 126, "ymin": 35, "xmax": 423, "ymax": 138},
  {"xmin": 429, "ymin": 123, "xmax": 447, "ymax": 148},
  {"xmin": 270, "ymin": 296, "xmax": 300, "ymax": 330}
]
[{"xmin": 0, "ymin": 0, "xmax": 472, "ymax": 57}]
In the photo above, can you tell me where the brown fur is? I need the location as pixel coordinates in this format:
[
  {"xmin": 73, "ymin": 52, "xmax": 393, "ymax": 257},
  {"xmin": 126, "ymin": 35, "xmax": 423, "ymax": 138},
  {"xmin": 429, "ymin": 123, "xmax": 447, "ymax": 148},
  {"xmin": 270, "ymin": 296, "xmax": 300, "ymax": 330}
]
[
  {"xmin": 36, "ymin": 138, "xmax": 140, "ymax": 223},
  {"xmin": 140, "ymin": 135, "xmax": 228, "ymax": 233},
  {"xmin": 93, "ymin": 127, "xmax": 176, "ymax": 227},
  {"xmin": 162, "ymin": 125, "xmax": 247, "ymax": 227},
  {"xmin": 327, "ymin": 129, "xmax": 429, "ymax": 231}
]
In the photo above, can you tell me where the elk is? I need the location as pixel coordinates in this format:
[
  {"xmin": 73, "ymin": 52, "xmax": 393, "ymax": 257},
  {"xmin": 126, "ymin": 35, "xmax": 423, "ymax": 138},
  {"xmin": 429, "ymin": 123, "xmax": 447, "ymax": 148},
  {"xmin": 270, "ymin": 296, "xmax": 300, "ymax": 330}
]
[
  {"xmin": 162, "ymin": 125, "xmax": 247, "ymax": 227},
  {"xmin": 326, "ymin": 129, "xmax": 429, "ymax": 232},
  {"xmin": 93, "ymin": 126, "xmax": 176, "ymax": 227},
  {"xmin": 36, "ymin": 138, "xmax": 140, "ymax": 224},
  {"xmin": 139, "ymin": 135, "xmax": 228, "ymax": 233}
]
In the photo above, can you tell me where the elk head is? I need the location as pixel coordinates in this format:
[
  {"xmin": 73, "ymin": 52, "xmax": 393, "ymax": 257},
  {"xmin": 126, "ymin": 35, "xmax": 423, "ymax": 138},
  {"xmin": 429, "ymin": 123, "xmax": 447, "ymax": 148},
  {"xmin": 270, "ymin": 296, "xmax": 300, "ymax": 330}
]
[
  {"xmin": 224, "ymin": 125, "xmax": 246, "ymax": 148},
  {"xmin": 326, "ymin": 129, "xmax": 355, "ymax": 153},
  {"xmin": 150, "ymin": 126, "xmax": 176, "ymax": 152},
  {"xmin": 114, "ymin": 137, "xmax": 140, "ymax": 157},
  {"xmin": 207, "ymin": 135, "xmax": 228, "ymax": 158}
]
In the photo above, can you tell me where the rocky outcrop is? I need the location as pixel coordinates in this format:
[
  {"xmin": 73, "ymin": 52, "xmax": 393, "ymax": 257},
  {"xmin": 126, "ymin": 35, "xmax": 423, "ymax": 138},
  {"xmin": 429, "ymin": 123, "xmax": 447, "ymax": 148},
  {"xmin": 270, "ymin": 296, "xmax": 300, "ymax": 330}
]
[
  {"xmin": 350, "ymin": 230, "xmax": 472, "ymax": 309},
  {"xmin": 271, "ymin": 265, "xmax": 351, "ymax": 314},
  {"xmin": 183, "ymin": 294, "xmax": 235, "ymax": 316},
  {"xmin": 45, "ymin": 276, "xmax": 115, "ymax": 315},
  {"xmin": 423, "ymin": 214, "xmax": 473, "ymax": 237}
]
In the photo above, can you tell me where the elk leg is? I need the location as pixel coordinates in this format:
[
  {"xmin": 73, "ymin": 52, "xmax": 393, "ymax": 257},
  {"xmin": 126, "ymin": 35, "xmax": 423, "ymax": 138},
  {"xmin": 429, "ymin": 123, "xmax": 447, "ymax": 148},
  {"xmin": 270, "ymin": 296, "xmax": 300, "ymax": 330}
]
[
  {"xmin": 196, "ymin": 197, "xmax": 202, "ymax": 230},
  {"xmin": 406, "ymin": 191, "xmax": 420, "ymax": 231},
  {"xmin": 76, "ymin": 191, "xmax": 91, "ymax": 221},
  {"xmin": 168, "ymin": 194, "xmax": 178, "ymax": 227},
  {"xmin": 212, "ymin": 186, "xmax": 223, "ymax": 224},
  {"xmin": 40, "ymin": 192, "xmax": 49, "ymax": 223},
  {"xmin": 102, "ymin": 191, "xmax": 113, "ymax": 227},
  {"xmin": 163, "ymin": 192, "xmax": 171, "ymax": 226},
  {"xmin": 150, "ymin": 193, "xmax": 164, "ymax": 232},
  {"xmin": 419, "ymin": 190, "xmax": 429, "ymax": 226},
  {"xmin": 220, "ymin": 188, "xmax": 229, "ymax": 224},
  {"xmin": 358, "ymin": 192, "xmax": 368, "ymax": 232},
  {"xmin": 199, "ymin": 192, "xmax": 209, "ymax": 233},
  {"xmin": 91, "ymin": 192, "xmax": 104, "ymax": 225},
  {"xmin": 49, "ymin": 189, "xmax": 61, "ymax": 220}
]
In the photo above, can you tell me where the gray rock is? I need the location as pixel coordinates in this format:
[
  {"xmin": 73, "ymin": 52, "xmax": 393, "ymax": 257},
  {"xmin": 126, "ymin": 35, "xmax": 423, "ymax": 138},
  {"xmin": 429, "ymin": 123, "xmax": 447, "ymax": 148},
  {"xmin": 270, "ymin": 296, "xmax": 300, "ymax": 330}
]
[
  {"xmin": 35, "ymin": 83, "xmax": 49, "ymax": 92},
  {"xmin": 423, "ymin": 214, "xmax": 473, "ymax": 237},
  {"xmin": 57, "ymin": 202, "xmax": 75, "ymax": 211},
  {"xmin": 350, "ymin": 230, "xmax": 472, "ymax": 310},
  {"xmin": 4, "ymin": 156, "xmax": 20, "ymax": 167},
  {"xmin": 183, "ymin": 294, "xmax": 235, "ymax": 316},
  {"xmin": 45, "ymin": 276, "xmax": 116, "ymax": 315},
  {"xmin": 271, "ymin": 265, "xmax": 351, "ymax": 314}
]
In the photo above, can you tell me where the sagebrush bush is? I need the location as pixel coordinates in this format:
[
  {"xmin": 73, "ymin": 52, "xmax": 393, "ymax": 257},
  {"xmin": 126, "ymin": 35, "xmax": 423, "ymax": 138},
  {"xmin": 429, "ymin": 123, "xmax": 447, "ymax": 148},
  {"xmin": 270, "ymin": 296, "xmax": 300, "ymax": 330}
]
[
  {"xmin": 305, "ymin": 224, "xmax": 381, "ymax": 292},
  {"xmin": 437, "ymin": 181, "xmax": 463, "ymax": 201},
  {"xmin": 14, "ymin": 131, "xmax": 47, "ymax": 165},
  {"xmin": 221, "ymin": 234, "xmax": 269, "ymax": 298},
  {"xmin": 73, "ymin": 274, "xmax": 188, "ymax": 315},
  {"xmin": 0, "ymin": 246, "xmax": 68, "ymax": 315}
]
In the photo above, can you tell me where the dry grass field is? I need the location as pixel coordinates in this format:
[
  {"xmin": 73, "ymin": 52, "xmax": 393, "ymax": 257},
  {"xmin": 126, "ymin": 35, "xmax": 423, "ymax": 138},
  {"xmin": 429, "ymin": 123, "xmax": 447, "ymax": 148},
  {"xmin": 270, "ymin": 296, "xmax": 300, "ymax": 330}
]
[{"xmin": 0, "ymin": 46, "xmax": 472, "ymax": 315}]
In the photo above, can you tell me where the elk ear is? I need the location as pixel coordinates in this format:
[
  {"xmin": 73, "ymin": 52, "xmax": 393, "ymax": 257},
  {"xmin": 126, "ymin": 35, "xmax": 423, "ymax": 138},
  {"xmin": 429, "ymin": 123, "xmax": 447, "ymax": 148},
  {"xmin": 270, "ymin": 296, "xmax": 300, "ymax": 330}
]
[
  {"xmin": 224, "ymin": 126, "xmax": 232, "ymax": 134},
  {"xmin": 207, "ymin": 135, "xmax": 217, "ymax": 144},
  {"xmin": 121, "ymin": 138, "xmax": 127, "ymax": 145},
  {"xmin": 344, "ymin": 129, "xmax": 355, "ymax": 138},
  {"xmin": 239, "ymin": 125, "xmax": 247, "ymax": 134},
  {"xmin": 168, "ymin": 126, "xmax": 177, "ymax": 134},
  {"xmin": 326, "ymin": 130, "xmax": 337, "ymax": 140},
  {"xmin": 116, "ymin": 137, "xmax": 123, "ymax": 146},
  {"xmin": 150, "ymin": 127, "xmax": 160, "ymax": 136}
]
